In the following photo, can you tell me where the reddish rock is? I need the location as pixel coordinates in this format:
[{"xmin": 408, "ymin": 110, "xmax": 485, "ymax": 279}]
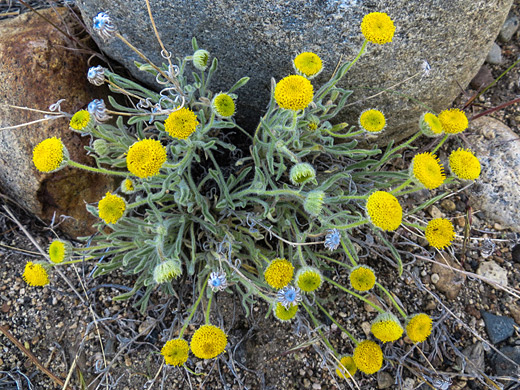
[
  {"xmin": 0, "ymin": 8, "xmax": 116, "ymax": 237},
  {"xmin": 431, "ymin": 254, "xmax": 466, "ymax": 300}
]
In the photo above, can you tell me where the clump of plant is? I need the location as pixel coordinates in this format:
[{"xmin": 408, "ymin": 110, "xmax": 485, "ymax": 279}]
[{"xmin": 25, "ymin": 8, "xmax": 483, "ymax": 383}]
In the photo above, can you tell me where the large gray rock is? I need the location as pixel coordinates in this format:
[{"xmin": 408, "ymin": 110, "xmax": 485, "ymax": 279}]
[
  {"xmin": 467, "ymin": 117, "xmax": 520, "ymax": 232},
  {"xmin": 75, "ymin": 1, "xmax": 512, "ymax": 142}
]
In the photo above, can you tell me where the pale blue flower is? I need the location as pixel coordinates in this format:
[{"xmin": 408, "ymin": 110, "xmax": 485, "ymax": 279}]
[
  {"xmin": 93, "ymin": 12, "xmax": 116, "ymax": 41},
  {"xmin": 209, "ymin": 271, "xmax": 228, "ymax": 292},
  {"xmin": 88, "ymin": 99, "xmax": 110, "ymax": 122},
  {"xmin": 276, "ymin": 286, "xmax": 302, "ymax": 309},
  {"xmin": 87, "ymin": 65, "xmax": 106, "ymax": 86},
  {"xmin": 324, "ymin": 229, "xmax": 340, "ymax": 251}
]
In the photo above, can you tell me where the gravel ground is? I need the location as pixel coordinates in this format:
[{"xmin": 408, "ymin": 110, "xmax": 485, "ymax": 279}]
[{"xmin": 1, "ymin": 1, "xmax": 520, "ymax": 390}]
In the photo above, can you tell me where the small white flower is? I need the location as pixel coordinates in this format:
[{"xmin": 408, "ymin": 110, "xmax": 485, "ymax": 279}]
[
  {"xmin": 87, "ymin": 65, "xmax": 106, "ymax": 86},
  {"xmin": 92, "ymin": 12, "xmax": 117, "ymax": 41},
  {"xmin": 276, "ymin": 286, "xmax": 302, "ymax": 309},
  {"xmin": 209, "ymin": 271, "xmax": 228, "ymax": 292},
  {"xmin": 88, "ymin": 99, "xmax": 111, "ymax": 122}
]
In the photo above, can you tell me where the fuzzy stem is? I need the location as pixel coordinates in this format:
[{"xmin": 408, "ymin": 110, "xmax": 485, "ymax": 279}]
[
  {"xmin": 316, "ymin": 301, "xmax": 358, "ymax": 345},
  {"xmin": 67, "ymin": 160, "xmax": 127, "ymax": 177},
  {"xmin": 302, "ymin": 303, "xmax": 337, "ymax": 355},
  {"xmin": 376, "ymin": 282, "xmax": 407, "ymax": 318},
  {"xmin": 179, "ymin": 275, "xmax": 209, "ymax": 338},
  {"xmin": 431, "ymin": 134, "xmax": 449, "ymax": 154},
  {"xmin": 205, "ymin": 291, "xmax": 213, "ymax": 324}
]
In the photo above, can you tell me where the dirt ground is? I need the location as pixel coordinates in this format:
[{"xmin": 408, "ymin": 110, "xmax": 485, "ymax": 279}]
[{"xmin": 1, "ymin": 1, "xmax": 520, "ymax": 390}]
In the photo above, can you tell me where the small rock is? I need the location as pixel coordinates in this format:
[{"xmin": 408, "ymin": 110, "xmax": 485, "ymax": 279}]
[
  {"xmin": 470, "ymin": 65, "xmax": 494, "ymax": 89},
  {"xmin": 361, "ymin": 321, "xmax": 371, "ymax": 337},
  {"xmin": 138, "ymin": 317, "xmax": 156, "ymax": 334},
  {"xmin": 509, "ymin": 305, "xmax": 520, "ymax": 325},
  {"xmin": 486, "ymin": 42, "xmax": 502, "ymax": 65},
  {"xmin": 492, "ymin": 346, "xmax": 520, "ymax": 376},
  {"xmin": 454, "ymin": 215, "xmax": 466, "ymax": 227},
  {"xmin": 303, "ymin": 378, "xmax": 311, "ymax": 389},
  {"xmin": 431, "ymin": 273, "xmax": 440, "ymax": 284},
  {"xmin": 431, "ymin": 255, "xmax": 466, "ymax": 300},
  {"xmin": 364, "ymin": 293, "xmax": 383, "ymax": 313},
  {"xmin": 476, "ymin": 261, "xmax": 508, "ymax": 287},
  {"xmin": 460, "ymin": 343, "xmax": 485, "ymax": 376},
  {"xmin": 440, "ymin": 199, "xmax": 457, "ymax": 212},
  {"xmin": 427, "ymin": 205, "xmax": 443, "ymax": 219},
  {"xmin": 481, "ymin": 311, "xmax": 515, "ymax": 344},
  {"xmin": 312, "ymin": 383, "xmax": 321, "ymax": 390},
  {"xmin": 493, "ymin": 223, "xmax": 504, "ymax": 231},
  {"xmin": 498, "ymin": 13, "xmax": 519, "ymax": 42},
  {"xmin": 466, "ymin": 305, "xmax": 481, "ymax": 319},
  {"xmin": 402, "ymin": 378, "xmax": 415, "ymax": 390},
  {"xmin": 512, "ymin": 244, "xmax": 520, "ymax": 263},
  {"xmin": 377, "ymin": 371, "xmax": 394, "ymax": 389}
]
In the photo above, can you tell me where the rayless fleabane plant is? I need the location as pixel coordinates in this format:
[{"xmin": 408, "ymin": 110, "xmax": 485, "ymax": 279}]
[{"xmin": 24, "ymin": 8, "xmax": 485, "ymax": 384}]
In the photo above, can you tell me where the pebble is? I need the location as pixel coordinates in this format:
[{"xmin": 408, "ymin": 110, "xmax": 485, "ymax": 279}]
[
  {"xmin": 469, "ymin": 65, "xmax": 494, "ymax": 89},
  {"xmin": 481, "ymin": 311, "xmax": 515, "ymax": 344},
  {"xmin": 460, "ymin": 343, "xmax": 485, "ymax": 376},
  {"xmin": 303, "ymin": 378, "xmax": 311, "ymax": 388},
  {"xmin": 431, "ymin": 273, "xmax": 440, "ymax": 284},
  {"xmin": 493, "ymin": 223, "xmax": 504, "ymax": 231},
  {"xmin": 498, "ymin": 13, "xmax": 519, "ymax": 42},
  {"xmin": 361, "ymin": 321, "xmax": 371, "ymax": 337},
  {"xmin": 402, "ymin": 378, "xmax": 415, "ymax": 390},
  {"xmin": 476, "ymin": 261, "xmax": 509, "ymax": 287},
  {"xmin": 431, "ymin": 255, "xmax": 466, "ymax": 300},
  {"xmin": 440, "ymin": 199, "xmax": 457, "ymax": 212},
  {"xmin": 427, "ymin": 205, "xmax": 443, "ymax": 219},
  {"xmin": 492, "ymin": 346, "xmax": 520, "ymax": 376},
  {"xmin": 377, "ymin": 371, "xmax": 394, "ymax": 389},
  {"xmin": 486, "ymin": 42, "xmax": 502, "ymax": 65},
  {"xmin": 511, "ymin": 244, "xmax": 520, "ymax": 264},
  {"xmin": 312, "ymin": 383, "xmax": 321, "ymax": 390}
]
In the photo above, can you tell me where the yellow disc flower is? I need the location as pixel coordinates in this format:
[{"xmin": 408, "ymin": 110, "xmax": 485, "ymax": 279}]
[
  {"xmin": 335, "ymin": 355, "xmax": 357, "ymax": 379},
  {"xmin": 425, "ymin": 218, "xmax": 455, "ymax": 249},
  {"xmin": 420, "ymin": 112, "xmax": 443, "ymax": 137},
  {"xmin": 273, "ymin": 302, "xmax": 298, "ymax": 322},
  {"xmin": 353, "ymin": 340, "xmax": 383, "ymax": 374},
  {"xmin": 371, "ymin": 313, "xmax": 404, "ymax": 343},
  {"xmin": 274, "ymin": 75, "xmax": 314, "ymax": 111},
  {"xmin": 190, "ymin": 324, "xmax": 227, "ymax": 359},
  {"xmin": 69, "ymin": 110, "xmax": 93, "ymax": 132},
  {"xmin": 366, "ymin": 191, "xmax": 402, "ymax": 231},
  {"xmin": 359, "ymin": 109, "xmax": 386, "ymax": 133},
  {"xmin": 295, "ymin": 267, "xmax": 323, "ymax": 293},
  {"xmin": 264, "ymin": 258, "xmax": 294, "ymax": 289},
  {"xmin": 411, "ymin": 152, "xmax": 445, "ymax": 189},
  {"xmin": 293, "ymin": 52, "xmax": 323, "ymax": 78},
  {"xmin": 361, "ymin": 12, "xmax": 396, "ymax": 45},
  {"xmin": 48, "ymin": 240, "xmax": 71, "ymax": 264},
  {"xmin": 449, "ymin": 148, "xmax": 481, "ymax": 180},
  {"xmin": 98, "ymin": 192, "xmax": 126, "ymax": 224},
  {"xmin": 406, "ymin": 313, "xmax": 432, "ymax": 343},
  {"xmin": 212, "ymin": 93, "xmax": 236, "ymax": 118},
  {"xmin": 23, "ymin": 262, "xmax": 49, "ymax": 287},
  {"xmin": 161, "ymin": 339, "xmax": 189, "ymax": 366},
  {"xmin": 349, "ymin": 265, "xmax": 376, "ymax": 292},
  {"xmin": 438, "ymin": 108, "xmax": 468, "ymax": 134},
  {"xmin": 126, "ymin": 139, "xmax": 167, "ymax": 178},
  {"xmin": 32, "ymin": 137, "xmax": 67, "ymax": 173},
  {"xmin": 164, "ymin": 107, "xmax": 199, "ymax": 139},
  {"xmin": 121, "ymin": 178, "xmax": 136, "ymax": 194}
]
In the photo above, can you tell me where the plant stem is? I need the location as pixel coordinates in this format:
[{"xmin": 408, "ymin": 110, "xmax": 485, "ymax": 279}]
[
  {"xmin": 324, "ymin": 276, "xmax": 384, "ymax": 314},
  {"xmin": 431, "ymin": 134, "xmax": 449, "ymax": 154},
  {"xmin": 205, "ymin": 291, "xmax": 213, "ymax": 324},
  {"xmin": 67, "ymin": 160, "xmax": 127, "ymax": 177},
  {"xmin": 340, "ymin": 238, "xmax": 357, "ymax": 267},
  {"xmin": 376, "ymin": 282, "xmax": 407, "ymax": 318},
  {"xmin": 315, "ymin": 301, "xmax": 358, "ymax": 345},
  {"xmin": 179, "ymin": 275, "xmax": 209, "ymax": 338},
  {"xmin": 331, "ymin": 219, "xmax": 369, "ymax": 230},
  {"xmin": 302, "ymin": 303, "xmax": 337, "ymax": 355}
]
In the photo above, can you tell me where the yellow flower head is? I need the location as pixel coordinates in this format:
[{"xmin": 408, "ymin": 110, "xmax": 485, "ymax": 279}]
[
  {"xmin": 273, "ymin": 302, "xmax": 298, "ymax": 322},
  {"xmin": 190, "ymin": 324, "xmax": 227, "ymax": 359},
  {"xmin": 438, "ymin": 108, "xmax": 468, "ymax": 134},
  {"xmin": 420, "ymin": 112, "xmax": 443, "ymax": 137},
  {"xmin": 308, "ymin": 121, "xmax": 319, "ymax": 131},
  {"xmin": 98, "ymin": 192, "xmax": 126, "ymax": 224},
  {"xmin": 425, "ymin": 218, "xmax": 455, "ymax": 249},
  {"xmin": 69, "ymin": 110, "xmax": 93, "ymax": 132},
  {"xmin": 295, "ymin": 266, "xmax": 323, "ymax": 293},
  {"xmin": 293, "ymin": 52, "xmax": 323, "ymax": 78},
  {"xmin": 349, "ymin": 265, "xmax": 376, "ymax": 292},
  {"xmin": 48, "ymin": 240, "xmax": 71, "ymax": 264},
  {"xmin": 164, "ymin": 107, "xmax": 199, "ymax": 140},
  {"xmin": 366, "ymin": 191, "xmax": 402, "ymax": 231},
  {"xmin": 335, "ymin": 355, "xmax": 357, "ymax": 379},
  {"xmin": 32, "ymin": 137, "xmax": 67, "ymax": 173},
  {"xmin": 353, "ymin": 340, "xmax": 383, "ymax": 374},
  {"xmin": 23, "ymin": 262, "xmax": 49, "ymax": 287},
  {"xmin": 449, "ymin": 148, "xmax": 481, "ymax": 180},
  {"xmin": 406, "ymin": 313, "xmax": 432, "ymax": 343},
  {"xmin": 212, "ymin": 93, "xmax": 236, "ymax": 118},
  {"xmin": 126, "ymin": 139, "xmax": 167, "ymax": 178},
  {"xmin": 161, "ymin": 339, "xmax": 189, "ymax": 366},
  {"xmin": 193, "ymin": 49, "xmax": 210, "ymax": 71},
  {"xmin": 361, "ymin": 12, "xmax": 396, "ymax": 45},
  {"xmin": 264, "ymin": 258, "xmax": 294, "ymax": 289},
  {"xmin": 411, "ymin": 152, "xmax": 445, "ymax": 190},
  {"xmin": 371, "ymin": 312, "xmax": 404, "ymax": 343},
  {"xmin": 274, "ymin": 75, "xmax": 314, "ymax": 111},
  {"xmin": 359, "ymin": 109, "xmax": 386, "ymax": 133}
]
